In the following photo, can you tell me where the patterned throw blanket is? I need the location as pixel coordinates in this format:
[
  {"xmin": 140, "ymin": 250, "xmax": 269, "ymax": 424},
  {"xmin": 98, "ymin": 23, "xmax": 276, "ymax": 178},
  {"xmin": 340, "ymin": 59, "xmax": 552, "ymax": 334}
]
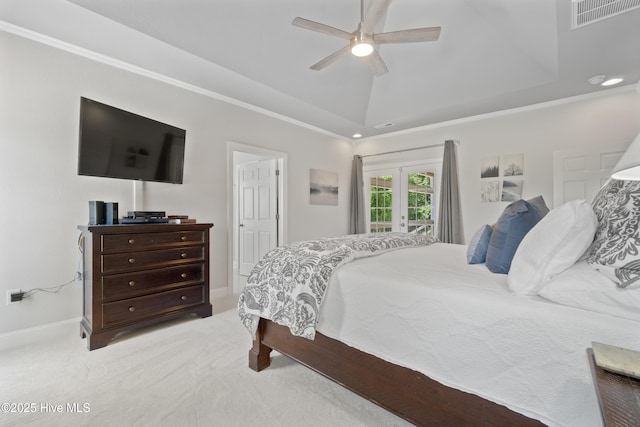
[{"xmin": 238, "ymin": 232, "xmax": 438, "ymax": 340}]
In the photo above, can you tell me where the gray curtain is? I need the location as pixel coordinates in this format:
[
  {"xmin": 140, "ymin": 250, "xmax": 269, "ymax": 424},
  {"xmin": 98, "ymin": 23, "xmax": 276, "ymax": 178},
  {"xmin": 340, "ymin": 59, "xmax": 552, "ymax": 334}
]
[
  {"xmin": 349, "ymin": 155, "xmax": 366, "ymax": 234},
  {"xmin": 437, "ymin": 140, "xmax": 464, "ymax": 243}
]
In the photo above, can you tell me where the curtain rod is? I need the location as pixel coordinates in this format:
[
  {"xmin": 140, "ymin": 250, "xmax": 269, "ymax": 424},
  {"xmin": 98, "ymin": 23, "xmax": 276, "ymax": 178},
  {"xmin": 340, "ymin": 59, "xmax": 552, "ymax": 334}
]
[{"xmin": 360, "ymin": 140, "xmax": 458, "ymax": 158}]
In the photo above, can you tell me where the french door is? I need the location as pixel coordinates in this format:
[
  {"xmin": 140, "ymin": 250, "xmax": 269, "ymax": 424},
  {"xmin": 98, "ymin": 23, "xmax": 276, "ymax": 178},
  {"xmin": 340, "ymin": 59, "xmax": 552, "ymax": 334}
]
[{"xmin": 365, "ymin": 164, "xmax": 436, "ymax": 235}]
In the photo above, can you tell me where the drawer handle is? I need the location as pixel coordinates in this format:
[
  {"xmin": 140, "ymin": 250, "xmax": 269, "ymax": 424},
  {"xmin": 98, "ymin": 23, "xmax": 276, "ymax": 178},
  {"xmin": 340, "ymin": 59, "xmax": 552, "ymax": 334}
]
[
  {"xmin": 180, "ymin": 252, "xmax": 187, "ymax": 258},
  {"xmin": 128, "ymin": 306, "xmax": 135, "ymax": 312},
  {"xmin": 128, "ymin": 258, "xmax": 135, "ymax": 264},
  {"xmin": 181, "ymin": 273, "xmax": 187, "ymax": 279},
  {"xmin": 181, "ymin": 236, "xmax": 187, "ymax": 241},
  {"xmin": 181, "ymin": 295, "xmax": 187, "ymax": 301},
  {"xmin": 128, "ymin": 280, "xmax": 135, "ymax": 287},
  {"xmin": 128, "ymin": 239, "xmax": 135, "ymax": 244}
]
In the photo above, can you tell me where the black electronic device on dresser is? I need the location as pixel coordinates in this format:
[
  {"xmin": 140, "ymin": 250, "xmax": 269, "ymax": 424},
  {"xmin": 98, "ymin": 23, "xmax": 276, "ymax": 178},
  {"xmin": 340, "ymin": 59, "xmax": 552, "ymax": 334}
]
[{"xmin": 78, "ymin": 223, "xmax": 213, "ymax": 350}]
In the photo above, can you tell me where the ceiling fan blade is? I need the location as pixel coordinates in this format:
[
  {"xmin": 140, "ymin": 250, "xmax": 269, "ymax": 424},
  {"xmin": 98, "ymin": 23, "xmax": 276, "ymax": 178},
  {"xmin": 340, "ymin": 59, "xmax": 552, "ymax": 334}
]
[
  {"xmin": 362, "ymin": 0, "xmax": 392, "ymax": 33},
  {"xmin": 292, "ymin": 17, "xmax": 351, "ymax": 40},
  {"xmin": 364, "ymin": 49, "xmax": 388, "ymax": 76},
  {"xmin": 374, "ymin": 27, "xmax": 441, "ymax": 44},
  {"xmin": 309, "ymin": 45, "xmax": 350, "ymax": 71}
]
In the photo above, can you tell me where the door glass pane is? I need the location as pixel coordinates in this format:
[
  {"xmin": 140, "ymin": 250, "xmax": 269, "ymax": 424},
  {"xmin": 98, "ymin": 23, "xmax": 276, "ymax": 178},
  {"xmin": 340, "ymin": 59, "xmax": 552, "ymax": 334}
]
[
  {"xmin": 406, "ymin": 172, "xmax": 434, "ymax": 236},
  {"xmin": 370, "ymin": 176, "xmax": 393, "ymax": 233}
]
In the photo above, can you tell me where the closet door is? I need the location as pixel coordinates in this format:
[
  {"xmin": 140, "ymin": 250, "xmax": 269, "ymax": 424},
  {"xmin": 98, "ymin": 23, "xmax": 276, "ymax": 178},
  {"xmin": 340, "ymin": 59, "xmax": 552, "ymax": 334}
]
[
  {"xmin": 238, "ymin": 159, "xmax": 278, "ymax": 276},
  {"xmin": 553, "ymin": 145, "xmax": 626, "ymax": 207}
]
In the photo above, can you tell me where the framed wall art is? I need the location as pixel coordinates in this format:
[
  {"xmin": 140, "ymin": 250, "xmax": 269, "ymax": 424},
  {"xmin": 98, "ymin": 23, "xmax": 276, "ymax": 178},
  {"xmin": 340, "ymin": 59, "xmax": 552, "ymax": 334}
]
[{"xmin": 310, "ymin": 169, "xmax": 339, "ymax": 205}]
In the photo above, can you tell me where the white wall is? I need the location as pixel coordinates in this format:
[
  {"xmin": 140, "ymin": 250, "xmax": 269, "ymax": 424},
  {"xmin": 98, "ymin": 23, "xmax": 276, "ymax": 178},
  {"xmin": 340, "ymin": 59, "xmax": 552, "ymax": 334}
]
[
  {"xmin": 0, "ymin": 31, "xmax": 353, "ymax": 335},
  {"xmin": 356, "ymin": 88, "xmax": 640, "ymax": 242}
]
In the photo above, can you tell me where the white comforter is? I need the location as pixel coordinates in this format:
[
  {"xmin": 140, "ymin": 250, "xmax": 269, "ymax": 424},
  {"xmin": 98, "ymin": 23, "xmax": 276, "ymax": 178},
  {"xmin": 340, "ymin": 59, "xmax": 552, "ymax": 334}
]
[{"xmin": 316, "ymin": 243, "xmax": 640, "ymax": 427}]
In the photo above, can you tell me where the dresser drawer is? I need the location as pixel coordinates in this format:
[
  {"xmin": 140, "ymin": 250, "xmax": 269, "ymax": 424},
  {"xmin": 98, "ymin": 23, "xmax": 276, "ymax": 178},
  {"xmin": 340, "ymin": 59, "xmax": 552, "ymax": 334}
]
[
  {"xmin": 102, "ymin": 264, "xmax": 204, "ymax": 300},
  {"xmin": 102, "ymin": 285, "xmax": 205, "ymax": 328},
  {"xmin": 101, "ymin": 230, "xmax": 205, "ymax": 252},
  {"xmin": 102, "ymin": 247, "xmax": 204, "ymax": 273}
]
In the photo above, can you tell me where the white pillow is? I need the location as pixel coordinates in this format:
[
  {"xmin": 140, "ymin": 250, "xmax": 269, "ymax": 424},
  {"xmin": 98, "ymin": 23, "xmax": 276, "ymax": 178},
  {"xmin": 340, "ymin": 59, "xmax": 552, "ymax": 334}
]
[
  {"xmin": 507, "ymin": 199, "xmax": 597, "ymax": 295},
  {"xmin": 538, "ymin": 260, "xmax": 640, "ymax": 322}
]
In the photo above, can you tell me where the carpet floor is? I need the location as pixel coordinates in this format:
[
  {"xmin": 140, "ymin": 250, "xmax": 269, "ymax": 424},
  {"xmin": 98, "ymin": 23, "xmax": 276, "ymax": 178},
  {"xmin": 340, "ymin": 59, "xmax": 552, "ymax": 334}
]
[{"xmin": 0, "ymin": 296, "xmax": 410, "ymax": 427}]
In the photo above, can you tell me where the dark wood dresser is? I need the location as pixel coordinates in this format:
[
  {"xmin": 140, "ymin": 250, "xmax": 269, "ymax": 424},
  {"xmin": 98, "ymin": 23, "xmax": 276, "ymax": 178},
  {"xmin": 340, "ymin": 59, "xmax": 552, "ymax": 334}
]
[{"xmin": 78, "ymin": 223, "xmax": 213, "ymax": 350}]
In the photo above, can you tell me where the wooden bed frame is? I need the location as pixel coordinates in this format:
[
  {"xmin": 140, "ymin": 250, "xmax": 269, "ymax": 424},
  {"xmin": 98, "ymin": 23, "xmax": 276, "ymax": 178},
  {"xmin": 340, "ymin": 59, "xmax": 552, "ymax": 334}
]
[{"xmin": 249, "ymin": 318, "xmax": 545, "ymax": 427}]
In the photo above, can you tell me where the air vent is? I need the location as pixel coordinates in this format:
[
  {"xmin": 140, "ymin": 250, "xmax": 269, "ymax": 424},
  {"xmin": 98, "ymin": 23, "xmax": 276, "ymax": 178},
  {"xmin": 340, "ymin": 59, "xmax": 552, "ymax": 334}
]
[
  {"xmin": 374, "ymin": 122, "xmax": 395, "ymax": 129},
  {"xmin": 572, "ymin": 0, "xmax": 640, "ymax": 28}
]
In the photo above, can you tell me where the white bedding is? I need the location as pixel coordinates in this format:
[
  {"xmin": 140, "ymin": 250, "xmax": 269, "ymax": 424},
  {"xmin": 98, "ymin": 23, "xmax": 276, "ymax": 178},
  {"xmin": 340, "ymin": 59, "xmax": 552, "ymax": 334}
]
[{"xmin": 316, "ymin": 243, "xmax": 640, "ymax": 427}]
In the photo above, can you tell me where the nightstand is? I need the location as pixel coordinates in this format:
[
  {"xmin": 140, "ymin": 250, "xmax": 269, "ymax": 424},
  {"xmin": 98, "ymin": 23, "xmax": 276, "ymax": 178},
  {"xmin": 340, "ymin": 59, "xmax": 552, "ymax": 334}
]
[{"xmin": 587, "ymin": 348, "xmax": 640, "ymax": 426}]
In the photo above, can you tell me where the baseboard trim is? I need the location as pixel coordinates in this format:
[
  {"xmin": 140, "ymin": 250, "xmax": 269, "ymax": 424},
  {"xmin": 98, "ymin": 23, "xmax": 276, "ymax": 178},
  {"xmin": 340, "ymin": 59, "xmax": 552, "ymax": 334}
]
[
  {"xmin": 0, "ymin": 317, "xmax": 81, "ymax": 352},
  {"xmin": 1, "ymin": 290, "xmax": 230, "ymax": 352},
  {"xmin": 211, "ymin": 286, "xmax": 229, "ymax": 300}
]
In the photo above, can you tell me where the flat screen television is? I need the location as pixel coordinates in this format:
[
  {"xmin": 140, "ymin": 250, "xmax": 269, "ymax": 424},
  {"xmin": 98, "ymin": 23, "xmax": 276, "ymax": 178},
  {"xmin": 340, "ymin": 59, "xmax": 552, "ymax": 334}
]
[{"xmin": 78, "ymin": 97, "xmax": 186, "ymax": 184}]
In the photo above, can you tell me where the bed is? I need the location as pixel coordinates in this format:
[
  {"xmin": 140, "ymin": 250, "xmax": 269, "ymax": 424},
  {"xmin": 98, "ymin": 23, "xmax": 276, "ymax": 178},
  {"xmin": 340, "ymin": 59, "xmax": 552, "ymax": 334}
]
[{"xmin": 238, "ymin": 180, "xmax": 640, "ymax": 427}]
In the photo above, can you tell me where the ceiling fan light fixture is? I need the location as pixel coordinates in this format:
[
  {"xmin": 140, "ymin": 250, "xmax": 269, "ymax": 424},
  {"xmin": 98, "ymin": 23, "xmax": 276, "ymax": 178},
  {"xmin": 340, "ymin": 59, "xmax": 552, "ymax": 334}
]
[{"xmin": 350, "ymin": 31, "xmax": 374, "ymax": 57}]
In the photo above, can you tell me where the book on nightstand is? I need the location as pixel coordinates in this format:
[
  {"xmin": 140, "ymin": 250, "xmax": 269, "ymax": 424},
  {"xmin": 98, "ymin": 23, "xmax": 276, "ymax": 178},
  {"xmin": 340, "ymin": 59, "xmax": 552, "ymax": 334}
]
[
  {"xmin": 592, "ymin": 341, "xmax": 640, "ymax": 380},
  {"xmin": 168, "ymin": 215, "xmax": 196, "ymax": 224}
]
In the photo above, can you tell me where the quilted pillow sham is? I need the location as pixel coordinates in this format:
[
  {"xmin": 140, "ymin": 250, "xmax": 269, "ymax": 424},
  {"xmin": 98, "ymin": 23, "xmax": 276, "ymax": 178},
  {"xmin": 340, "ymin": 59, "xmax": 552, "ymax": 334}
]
[
  {"xmin": 539, "ymin": 260, "xmax": 640, "ymax": 322},
  {"xmin": 507, "ymin": 199, "xmax": 597, "ymax": 295},
  {"xmin": 587, "ymin": 178, "xmax": 640, "ymax": 288},
  {"xmin": 485, "ymin": 198, "xmax": 547, "ymax": 274}
]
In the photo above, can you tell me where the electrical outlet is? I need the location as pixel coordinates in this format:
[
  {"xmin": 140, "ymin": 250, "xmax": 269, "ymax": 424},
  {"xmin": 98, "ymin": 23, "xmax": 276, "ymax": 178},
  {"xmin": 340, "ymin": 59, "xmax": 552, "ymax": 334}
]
[{"xmin": 7, "ymin": 289, "xmax": 23, "ymax": 305}]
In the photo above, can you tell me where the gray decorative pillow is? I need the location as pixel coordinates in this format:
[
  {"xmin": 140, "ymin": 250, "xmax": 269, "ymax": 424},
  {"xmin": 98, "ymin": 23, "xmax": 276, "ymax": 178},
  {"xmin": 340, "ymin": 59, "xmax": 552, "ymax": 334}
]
[{"xmin": 587, "ymin": 179, "xmax": 640, "ymax": 288}]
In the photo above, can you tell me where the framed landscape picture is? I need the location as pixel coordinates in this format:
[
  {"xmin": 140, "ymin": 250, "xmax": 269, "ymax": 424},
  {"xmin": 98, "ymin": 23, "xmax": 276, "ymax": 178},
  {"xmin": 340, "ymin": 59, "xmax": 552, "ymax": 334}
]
[
  {"xmin": 481, "ymin": 156, "xmax": 500, "ymax": 178},
  {"xmin": 501, "ymin": 179, "xmax": 523, "ymax": 201},
  {"xmin": 481, "ymin": 180, "xmax": 500, "ymax": 202},
  {"xmin": 503, "ymin": 153, "xmax": 524, "ymax": 176},
  {"xmin": 310, "ymin": 169, "xmax": 339, "ymax": 205}
]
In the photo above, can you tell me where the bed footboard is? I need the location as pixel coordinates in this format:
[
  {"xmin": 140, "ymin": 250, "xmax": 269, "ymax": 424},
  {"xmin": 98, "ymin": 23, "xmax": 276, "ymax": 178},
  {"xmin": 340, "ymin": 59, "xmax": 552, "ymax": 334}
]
[{"xmin": 249, "ymin": 318, "xmax": 543, "ymax": 427}]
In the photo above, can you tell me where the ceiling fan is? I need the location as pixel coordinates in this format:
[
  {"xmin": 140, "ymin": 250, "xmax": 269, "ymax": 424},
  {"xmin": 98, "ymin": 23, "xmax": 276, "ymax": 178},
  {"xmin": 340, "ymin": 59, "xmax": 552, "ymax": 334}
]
[{"xmin": 292, "ymin": 0, "xmax": 441, "ymax": 76}]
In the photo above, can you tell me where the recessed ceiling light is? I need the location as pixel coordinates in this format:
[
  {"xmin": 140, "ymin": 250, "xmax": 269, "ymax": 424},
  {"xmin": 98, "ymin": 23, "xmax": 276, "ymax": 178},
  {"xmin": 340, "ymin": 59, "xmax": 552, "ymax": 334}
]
[
  {"xmin": 602, "ymin": 77, "xmax": 624, "ymax": 86},
  {"xmin": 588, "ymin": 75, "xmax": 606, "ymax": 85},
  {"xmin": 352, "ymin": 133, "xmax": 362, "ymax": 138}
]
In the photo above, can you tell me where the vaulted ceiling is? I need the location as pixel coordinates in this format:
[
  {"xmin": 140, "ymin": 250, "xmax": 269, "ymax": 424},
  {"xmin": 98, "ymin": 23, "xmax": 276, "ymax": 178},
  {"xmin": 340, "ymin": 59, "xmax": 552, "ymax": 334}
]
[{"xmin": 2, "ymin": 0, "xmax": 640, "ymax": 139}]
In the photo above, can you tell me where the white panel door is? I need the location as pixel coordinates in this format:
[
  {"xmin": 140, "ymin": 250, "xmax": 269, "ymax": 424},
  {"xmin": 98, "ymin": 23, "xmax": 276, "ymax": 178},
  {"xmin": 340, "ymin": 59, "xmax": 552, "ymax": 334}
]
[
  {"xmin": 238, "ymin": 159, "xmax": 277, "ymax": 276},
  {"xmin": 553, "ymin": 145, "xmax": 627, "ymax": 208}
]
